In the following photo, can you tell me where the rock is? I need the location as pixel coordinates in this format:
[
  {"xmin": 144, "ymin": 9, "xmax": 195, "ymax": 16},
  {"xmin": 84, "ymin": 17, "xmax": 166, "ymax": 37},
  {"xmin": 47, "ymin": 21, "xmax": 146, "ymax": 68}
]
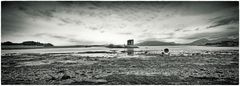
[
  {"xmin": 80, "ymin": 73, "xmax": 87, "ymax": 77},
  {"xmin": 164, "ymin": 48, "xmax": 169, "ymax": 53},
  {"xmin": 200, "ymin": 68, "xmax": 206, "ymax": 71},
  {"xmin": 57, "ymin": 70, "xmax": 65, "ymax": 73},
  {"xmin": 61, "ymin": 74, "xmax": 71, "ymax": 80}
]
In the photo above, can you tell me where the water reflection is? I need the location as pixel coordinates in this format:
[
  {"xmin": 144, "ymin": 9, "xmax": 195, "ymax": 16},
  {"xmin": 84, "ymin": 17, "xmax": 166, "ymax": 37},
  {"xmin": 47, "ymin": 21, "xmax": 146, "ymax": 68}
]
[{"xmin": 127, "ymin": 48, "xmax": 134, "ymax": 56}]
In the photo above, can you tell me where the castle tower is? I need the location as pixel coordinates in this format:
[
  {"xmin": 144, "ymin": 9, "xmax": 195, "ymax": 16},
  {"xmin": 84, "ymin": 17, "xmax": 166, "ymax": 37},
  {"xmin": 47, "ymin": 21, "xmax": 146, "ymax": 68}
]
[{"xmin": 127, "ymin": 39, "xmax": 134, "ymax": 45}]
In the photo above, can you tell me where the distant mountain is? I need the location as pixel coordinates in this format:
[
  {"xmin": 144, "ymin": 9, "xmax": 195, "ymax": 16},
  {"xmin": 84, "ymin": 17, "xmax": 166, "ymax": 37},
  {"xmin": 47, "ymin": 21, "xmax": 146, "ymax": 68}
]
[
  {"xmin": 137, "ymin": 41, "xmax": 179, "ymax": 46},
  {"xmin": 205, "ymin": 40, "xmax": 238, "ymax": 47},
  {"xmin": 189, "ymin": 37, "xmax": 239, "ymax": 46},
  {"xmin": 210, "ymin": 37, "xmax": 239, "ymax": 43},
  {"xmin": 188, "ymin": 38, "xmax": 209, "ymax": 46},
  {"xmin": 137, "ymin": 37, "xmax": 239, "ymax": 47}
]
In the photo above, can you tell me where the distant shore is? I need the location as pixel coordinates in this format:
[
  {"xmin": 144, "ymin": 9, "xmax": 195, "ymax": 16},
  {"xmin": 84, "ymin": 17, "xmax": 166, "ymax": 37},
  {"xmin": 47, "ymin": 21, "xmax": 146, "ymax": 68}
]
[
  {"xmin": 2, "ymin": 45, "xmax": 239, "ymax": 50},
  {"xmin": 1, "ymin": 45, "xmax": 105, "ymax": 50}
]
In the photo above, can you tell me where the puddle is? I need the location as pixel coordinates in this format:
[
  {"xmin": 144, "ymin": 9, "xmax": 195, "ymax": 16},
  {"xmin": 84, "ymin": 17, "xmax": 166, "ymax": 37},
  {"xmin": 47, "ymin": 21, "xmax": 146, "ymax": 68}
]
[
  {"xmin": 56, "ymin": 60, "xmax": 78, "ymax": 64},
  {"xmin": 72, "ymin": 53, "xmax": 118, "ymax": 58},
  {"xmin": 17, "ymin": 60, "xmax": 54, "ymax": 66},
  {"xmin": 56, "ymin": 60, "xmax": 97, "ymax": 65}
]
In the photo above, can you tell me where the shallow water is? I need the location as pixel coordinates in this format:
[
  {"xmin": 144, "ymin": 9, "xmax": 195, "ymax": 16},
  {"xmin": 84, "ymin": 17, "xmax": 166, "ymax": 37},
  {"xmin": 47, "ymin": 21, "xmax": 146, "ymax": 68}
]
[{"xmin": 2, "ymin": 46, "xmax": 238, "ymax": 54}]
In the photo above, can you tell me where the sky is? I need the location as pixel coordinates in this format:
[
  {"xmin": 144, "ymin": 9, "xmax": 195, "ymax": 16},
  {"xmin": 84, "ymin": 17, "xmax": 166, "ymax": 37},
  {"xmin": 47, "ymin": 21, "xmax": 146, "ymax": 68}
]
[{"xmin": 1, "ymin": 1, "xmax": 239, "ymax": 46}]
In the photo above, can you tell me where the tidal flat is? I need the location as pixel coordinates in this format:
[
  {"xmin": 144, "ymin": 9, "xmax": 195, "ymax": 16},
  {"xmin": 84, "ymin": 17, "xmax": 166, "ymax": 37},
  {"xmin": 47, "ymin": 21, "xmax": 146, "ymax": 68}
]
[{"xmin": 1, "ymin": 50, "xmax": 239, "ymax": 85}]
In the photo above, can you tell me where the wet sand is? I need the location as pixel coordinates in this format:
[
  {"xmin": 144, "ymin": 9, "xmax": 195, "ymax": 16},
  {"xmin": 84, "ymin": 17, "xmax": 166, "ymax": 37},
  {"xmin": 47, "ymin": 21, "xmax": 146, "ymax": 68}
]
[{"xmin": 1, "ymin": 50, "xmax": 239, "ymax": 85}]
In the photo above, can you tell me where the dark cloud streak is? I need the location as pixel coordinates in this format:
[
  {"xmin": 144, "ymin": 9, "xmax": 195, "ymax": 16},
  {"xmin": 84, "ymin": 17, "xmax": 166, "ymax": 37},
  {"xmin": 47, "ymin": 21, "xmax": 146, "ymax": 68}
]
[
  {"xmin": 118, "ymin": 32, "xmax": 132, "ymax": 35},
  {"xmin": 207, "ymin": 16, "xmax": 239, "ymax": 28},
  {"xmin": 35, "ymin": 33, "xmax": 93, "ymax": 44},
  {"xmin": 179, "ymin": 27, "xmax": 239, "ymax": 40},
  {"xmin": 59, "ymin": 18, "xmax": 83, "ymax": 25}
]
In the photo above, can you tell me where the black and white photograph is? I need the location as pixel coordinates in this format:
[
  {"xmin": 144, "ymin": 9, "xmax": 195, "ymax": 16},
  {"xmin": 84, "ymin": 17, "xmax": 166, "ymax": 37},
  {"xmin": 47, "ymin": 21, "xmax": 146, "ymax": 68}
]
[{"xmin": 1, "ymin": 1, "xmax": 239, "ymax": 85}]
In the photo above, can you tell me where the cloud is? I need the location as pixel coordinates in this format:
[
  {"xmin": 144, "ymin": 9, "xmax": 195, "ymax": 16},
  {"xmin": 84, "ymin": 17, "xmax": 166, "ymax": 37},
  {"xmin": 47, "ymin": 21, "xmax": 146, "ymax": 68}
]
[
  {"xmin": 182, "ymin": 30, "xmax": 191, "ymax": 32},
  {"xmin": 174, "ymin": 28, "xmax": 182, "ymax": 32},
  {"xmin": 206, "ymin": 6, "xmax": 238, "ymax": 29},
  {"xmin": 207, "ymin": 16, "xmax": 239, "ymax": 29},
  {"xmin": 179, "ymin": 27, "xmax": 239, "ymax": 40},
  {"xmin": 195, "ymin": 28, "xmax": 199, "ymax": 31},
  {"xmin": 179, "ymin": 1, "xmax": 238, "ymax": 16},
  {"xmin": 118, "ymin": 32, "xmax": 132, "ymax": 35},
  {"xmin": 35, "ymin": 33, "xmax": 93, "ymax": 44},
  {"xmin": 59, "ymin": 18, "xmax": 82, "ymax": 25},
  {"xmin": 138, "ymin": 32, "xmax": 175, "ymax": 43},
  {"xmin": 2, "ymin": 1, "xmax": 239, "ymax": 45},
  {"xmin": 17, "ymin": 5, "xmax": 56, "ymax": 20},
  {"xmin": 100, "ymin": 30, "xmax": 105, "ymax": 33},
  {"xmin": 227, "ymin": 27, "xmax": 238, "ymax": 30},
  {"xmin": 89, "ymin": 27, "xmax": 99, "ymax": 30}
]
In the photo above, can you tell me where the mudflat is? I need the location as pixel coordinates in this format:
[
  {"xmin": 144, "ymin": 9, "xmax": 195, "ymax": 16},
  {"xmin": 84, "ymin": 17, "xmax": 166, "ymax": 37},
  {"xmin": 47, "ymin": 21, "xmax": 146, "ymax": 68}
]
[{"xmin": 1, "ymin": 50, "xmax": 239, "ymax": 85}]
